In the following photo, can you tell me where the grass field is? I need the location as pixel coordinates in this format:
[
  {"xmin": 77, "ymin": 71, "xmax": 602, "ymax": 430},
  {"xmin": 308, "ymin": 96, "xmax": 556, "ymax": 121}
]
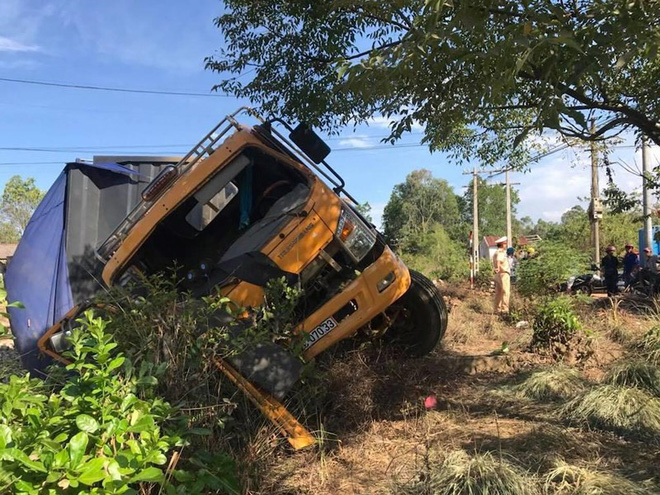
[{"xmin": 239, "ymin": 285, "xmax": 660, "ymax": 494}]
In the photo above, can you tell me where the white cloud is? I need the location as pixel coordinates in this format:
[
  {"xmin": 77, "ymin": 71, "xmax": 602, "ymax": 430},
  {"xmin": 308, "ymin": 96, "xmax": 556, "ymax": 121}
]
[
  {"xmin": 366, "ymin": 115, "xmax": 424, "ymax": 131},
  {"xmin": 0, "ymin": 36, "xmax": 39, "ymax": 52},
  {"xmin": 516, "ymin": 144, "xmax": 644, "ymax": 222},
  {"xmin": 338, "ymin": 136, "xmax": 372, "ymax": 149}
]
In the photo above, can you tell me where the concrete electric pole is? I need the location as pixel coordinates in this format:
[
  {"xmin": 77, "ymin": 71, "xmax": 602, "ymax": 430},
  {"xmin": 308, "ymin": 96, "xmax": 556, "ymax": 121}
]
[
  {"xmin": 642, "ymin": 137, "xmax": 653, "ymax": 257},
  {"xmin": 589, "ymin": 119, "xmax": 602, "ymax": 264}
]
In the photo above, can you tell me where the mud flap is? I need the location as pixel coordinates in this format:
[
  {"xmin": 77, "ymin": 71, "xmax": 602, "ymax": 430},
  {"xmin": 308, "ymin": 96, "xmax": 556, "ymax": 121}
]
[{"xmin": 227, "ymin": 342, "xmax": 303, "ymax": 399}]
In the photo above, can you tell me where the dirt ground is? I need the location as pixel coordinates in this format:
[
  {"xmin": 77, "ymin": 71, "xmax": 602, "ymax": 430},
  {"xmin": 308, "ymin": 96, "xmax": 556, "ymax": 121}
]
[{"xmin": 246, "ymin": 286, "xmax": 660, "ymax": 494}]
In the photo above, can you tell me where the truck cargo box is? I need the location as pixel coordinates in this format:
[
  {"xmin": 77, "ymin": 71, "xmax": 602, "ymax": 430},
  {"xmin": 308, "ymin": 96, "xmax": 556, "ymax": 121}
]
[{"xmin": 5, "ymin": 157, "xmax": 178, "ymax": 371}]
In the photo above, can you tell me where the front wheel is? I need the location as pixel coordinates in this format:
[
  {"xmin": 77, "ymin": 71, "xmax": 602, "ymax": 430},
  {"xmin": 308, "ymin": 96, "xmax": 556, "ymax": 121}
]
[{"xmin": 384, "ymin": 270, "xmax": 448, "ymax": 356}]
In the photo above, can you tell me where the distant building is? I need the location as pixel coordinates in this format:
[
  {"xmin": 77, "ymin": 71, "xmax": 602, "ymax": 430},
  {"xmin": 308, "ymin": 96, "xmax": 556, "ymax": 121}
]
[
  {"xmin": 479, "ymin": 236, "xmax": 502, "ymax": 260},
  {"xmin": 0, "ymin": 243, "xmax": 17, "ymax": 274}
]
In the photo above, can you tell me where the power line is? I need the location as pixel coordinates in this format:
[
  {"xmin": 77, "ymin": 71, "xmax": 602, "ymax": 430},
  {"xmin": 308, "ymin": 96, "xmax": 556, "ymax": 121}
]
[{"xmin": 0, "ymin": 77, "xmax": 232, "ymax": 98}]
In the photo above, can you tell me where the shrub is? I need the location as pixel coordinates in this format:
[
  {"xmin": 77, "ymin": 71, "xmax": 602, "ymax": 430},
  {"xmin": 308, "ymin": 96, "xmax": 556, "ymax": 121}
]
[
  {"xmin": 561, "ymin": 384, "xmax": 660, "ymax": 438},
  {"xmin": 395, "ymin": 450, "xmax": 539, "ymax": 495},
  {"xmin": 531, "ymin": 297, "xmax": 585, "ymax": 357},
  {"xmin": 0, "ymin": 311, "xmax": 239, "ymax": 493},
  {"xmin": 516, "ymin": 241, "xmax": 590, "ymax": 298},
  {"xmin": 513, "ymin": 365, "xmax": 586, "ymax": 401},
  {"xmin": 605, "ymin": 359, "xmax": 660, "ymax": 397},
  {"xmin": 544, "ymin": 460, "xmax": 647, "ymax": 494}
]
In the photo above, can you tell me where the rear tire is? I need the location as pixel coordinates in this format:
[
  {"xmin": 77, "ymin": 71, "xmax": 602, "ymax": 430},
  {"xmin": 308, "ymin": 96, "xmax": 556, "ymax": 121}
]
[{"xmin": 384, "ymin": 270, "xmax": 448, "ymax": 356}]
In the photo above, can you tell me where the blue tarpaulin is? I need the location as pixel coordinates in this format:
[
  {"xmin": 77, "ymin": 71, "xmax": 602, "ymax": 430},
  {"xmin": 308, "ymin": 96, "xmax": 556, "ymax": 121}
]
[{"xmin": 5, "ymin": 161, "xmax": 146, "ymax": 373}]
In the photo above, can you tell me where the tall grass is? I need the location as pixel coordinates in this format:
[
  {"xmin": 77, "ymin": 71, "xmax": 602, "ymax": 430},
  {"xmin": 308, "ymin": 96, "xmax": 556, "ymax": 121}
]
[
  {"xmin": 395, "ymin": 450, "xmax": 539, "ymax": 495},
  {"xmin": 513, "ymin": 365, "xmax": 586, "ymax": 401},
  {"xmin": 544, "ymin": 460, "xmax": 647, "ymax": 494},
  {"xmin": 638, "ymin": 326, "xmax": 660, "ymax": 365},
  {"xmin": 605, "ymin": 359, "xmax": 660, "ymax": 397},
  {"xmin": 561, "ymin": 384, "xmax": 660, "ymax": 438}
]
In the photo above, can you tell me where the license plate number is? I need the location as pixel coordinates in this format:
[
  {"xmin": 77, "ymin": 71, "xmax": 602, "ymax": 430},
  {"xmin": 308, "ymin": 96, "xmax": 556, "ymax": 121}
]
[{"xmin": 303, "ymin": 317, "xmax": 338, "ymax": 350}]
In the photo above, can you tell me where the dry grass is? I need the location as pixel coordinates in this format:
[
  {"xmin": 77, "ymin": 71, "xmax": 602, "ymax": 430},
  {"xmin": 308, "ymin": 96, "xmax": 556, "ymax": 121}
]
[
  {"xmin": 561, "ymin": 384, "xmax": 660, "ymax": 438},
  {"xmin": 605, "ymin": 359, "xmax": 660, "ymax": 396},
  {"xmin": 544, "ymin": 459, "xmax": 647, "ymax": 494},
  {"xmin": 394, "ymin": 450, "xmax": 539, "ymax": 495},
  {"xmin": 512, "ymin": 365, "xmax": 586, "ymax": 401}
]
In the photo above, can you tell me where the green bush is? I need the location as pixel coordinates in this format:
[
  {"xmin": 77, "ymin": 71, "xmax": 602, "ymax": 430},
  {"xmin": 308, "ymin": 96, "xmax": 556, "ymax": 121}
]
[
  {"xmin": 516, "ymin": 241, "xmax": 590, "ymax": 297},
  {"xmin": 0, "ymin": 311, "xmax": 238, "ymax": 494},
  {"xmin": 399, "ymin": 224, "xmax": 468, "ymax": 282},
  {"xmin": 531, "ymin": 296, "xmax": 582, "ymax": 351}
]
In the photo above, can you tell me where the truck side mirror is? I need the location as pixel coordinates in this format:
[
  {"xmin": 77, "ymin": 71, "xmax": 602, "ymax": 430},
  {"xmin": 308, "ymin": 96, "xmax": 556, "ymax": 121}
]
[{"xmin": 289, "ymin": 123, "xmax": 331, "ymax": 164}]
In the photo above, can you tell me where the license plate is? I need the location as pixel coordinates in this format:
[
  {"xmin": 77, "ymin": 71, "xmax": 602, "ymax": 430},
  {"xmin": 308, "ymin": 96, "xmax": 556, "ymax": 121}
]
[{"xmin": 303, "ymin": 317, "xmax": 338, "ymax": 350}]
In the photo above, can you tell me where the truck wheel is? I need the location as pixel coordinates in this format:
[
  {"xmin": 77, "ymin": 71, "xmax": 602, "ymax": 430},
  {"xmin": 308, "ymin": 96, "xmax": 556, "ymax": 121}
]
[{"xmin": 384, "ymin": 270, "xmax": 448, "ymax": 356}]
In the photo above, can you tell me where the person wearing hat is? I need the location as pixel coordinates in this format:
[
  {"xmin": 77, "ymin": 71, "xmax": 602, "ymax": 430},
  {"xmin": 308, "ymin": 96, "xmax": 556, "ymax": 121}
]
[
  {"xmin": 601, "ymin": 245, "xmax": 619, "ymax": 296},
  {"xmin": 506, "ymin": 246, "xmax": 518, "ymax": 283},
  {"xmin": 622, "ymin": 243, "xmax": 640, "ymax": 287},
  {"xmin": 644, "ymin": 247, "xmax": 658, "ymax": 274},
  {"xmin": 492, "ymin": 237, "xmax": 510, "ymax": 314}
]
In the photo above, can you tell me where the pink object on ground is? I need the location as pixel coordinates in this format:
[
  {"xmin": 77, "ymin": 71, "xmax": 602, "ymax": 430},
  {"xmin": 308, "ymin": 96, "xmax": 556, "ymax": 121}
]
[{"xmin": 424, "ymin": 395, "xmax": 437, "ymax": 410}]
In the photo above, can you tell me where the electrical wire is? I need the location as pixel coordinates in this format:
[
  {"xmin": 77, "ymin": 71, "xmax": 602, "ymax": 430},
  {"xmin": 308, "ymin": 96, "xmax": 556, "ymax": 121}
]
[{"xmin": 0, "ymin": 77, "xmax": 232, "ymax": 98}]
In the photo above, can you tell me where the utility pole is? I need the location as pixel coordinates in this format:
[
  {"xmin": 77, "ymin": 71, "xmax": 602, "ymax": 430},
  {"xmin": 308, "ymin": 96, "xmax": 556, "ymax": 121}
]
[
  {"xmin": 589, "ymin": 119, "xmax": 601, "ymax": 264},
  {"xmin": 489, "ymin": 166, "xmax": 520, "ymax": 248},
  {"xmin": 463, "ymin": 167, "xmax": 489, "ymax": 287},
  {"xmin": 473, "ymin": 167, "xmax": 479, "ymax": 275},
  {"xmin": 642, "ymin": 137, "xmax": 653, "ymax": 258}
]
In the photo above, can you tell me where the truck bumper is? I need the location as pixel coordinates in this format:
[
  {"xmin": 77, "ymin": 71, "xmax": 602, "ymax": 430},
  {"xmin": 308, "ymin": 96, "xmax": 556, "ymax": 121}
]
[{"xmin": 300, "ymin": 246, "xmax": 411, "ymax": 360}]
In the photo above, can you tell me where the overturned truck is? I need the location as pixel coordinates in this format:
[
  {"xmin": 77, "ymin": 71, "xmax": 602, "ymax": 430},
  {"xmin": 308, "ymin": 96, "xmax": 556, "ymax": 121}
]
[{"xmin": 6, "ymin": 108, "xmax": 448, "ymax": 448}]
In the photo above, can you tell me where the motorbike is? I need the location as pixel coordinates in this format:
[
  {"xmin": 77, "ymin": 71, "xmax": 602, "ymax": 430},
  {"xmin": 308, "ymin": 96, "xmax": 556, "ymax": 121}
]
[{"xmin": 562, "ymin": 264, "xmax": 624, "ymax": 295}]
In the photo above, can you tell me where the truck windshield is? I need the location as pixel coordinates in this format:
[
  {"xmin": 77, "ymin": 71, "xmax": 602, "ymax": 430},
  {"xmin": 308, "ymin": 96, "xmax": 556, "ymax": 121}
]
[{"xmin": 120, "ymin": 146, "xmax": 310, "ymax": 288}]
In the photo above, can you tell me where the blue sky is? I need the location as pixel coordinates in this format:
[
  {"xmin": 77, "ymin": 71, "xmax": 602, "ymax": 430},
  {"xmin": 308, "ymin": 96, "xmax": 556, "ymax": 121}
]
[{"xmin": 0, "ymin": 0, "xmax": 656, "ymax": 230}]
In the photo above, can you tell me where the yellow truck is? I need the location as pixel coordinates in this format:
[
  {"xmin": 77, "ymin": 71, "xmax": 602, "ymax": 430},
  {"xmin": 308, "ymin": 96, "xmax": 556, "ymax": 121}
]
[{"xmin": 11, "ymin": 108, "xmax": 447, "ymax": 449}]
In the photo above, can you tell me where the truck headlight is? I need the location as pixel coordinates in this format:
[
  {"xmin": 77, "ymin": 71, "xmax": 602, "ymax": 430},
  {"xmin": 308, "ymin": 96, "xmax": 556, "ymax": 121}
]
[{"xmin": 335, "ymin": 205, "xmax": 377, "ymax": 262}]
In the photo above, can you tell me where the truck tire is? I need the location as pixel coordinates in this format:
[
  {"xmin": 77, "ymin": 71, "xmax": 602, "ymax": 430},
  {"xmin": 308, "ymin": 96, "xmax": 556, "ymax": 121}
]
[{"xmin": 385, "ymin": 270, "xmax": 448, "ymax": 356}]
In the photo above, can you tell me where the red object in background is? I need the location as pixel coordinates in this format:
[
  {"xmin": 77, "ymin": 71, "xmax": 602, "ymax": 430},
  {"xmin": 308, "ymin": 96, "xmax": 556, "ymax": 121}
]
[{"xmin": 424, "ymin": 395, "xmax": 437, "ymax": 410}]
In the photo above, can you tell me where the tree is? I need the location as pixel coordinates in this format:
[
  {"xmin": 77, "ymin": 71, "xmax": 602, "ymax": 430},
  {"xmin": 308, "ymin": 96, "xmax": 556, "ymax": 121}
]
[
  {"xmin": 355, "ymin": 201, "xmax": 373, "ymax": 223},
  {"xmin": 209, "ymin": 1, "xmax": 660, "ymax": 166},
  {"xmin": 382, "ymin": 169, "xmax": 462, "ymax": 249},
  {"xmin": 0, "ymin": 176, "xmax": 44, "ymax": 242},
  {"xmin": 460, "ymin": 177, "xmax": 520, "ymax": 236}
]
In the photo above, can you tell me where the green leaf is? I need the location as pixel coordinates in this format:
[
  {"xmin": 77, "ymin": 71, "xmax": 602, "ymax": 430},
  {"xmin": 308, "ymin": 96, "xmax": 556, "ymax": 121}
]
[
  {"xmin": 77, "ymin": 458, "xmax": 107, "ymax": 486},
  {"xmin": 0, "ymin": 448, "xmax": 47, "ymax": 473},
  {"xmin": 106, "ymin": 356, "xmax": 125, "ymax": 372},
  {"xmin": 130, "ymin": 466, "xmax": 164, "ymax": 483},
  {"xmin": 0, "ymin": 425, "xmax": 11, "ymax": 449},
  {"xmin": 76, "ymin": 414, "xmax": 100, "ymax": 434},
  {"xmin": 68, "ymin": 431, "xmax": 89, "ymax": 468}
]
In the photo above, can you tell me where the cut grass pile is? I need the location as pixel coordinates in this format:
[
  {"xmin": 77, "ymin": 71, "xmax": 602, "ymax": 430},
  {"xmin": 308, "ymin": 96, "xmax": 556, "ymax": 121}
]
[
  {"xmin": 605, "ymin": 359, "xmax": 660, "ymax": 396},
  {"xmin": 512, "ymin": 365, "xmax": 586, "ymax": 401},
  {"xmin": 395, "ymin": 450, "xmax": 539, "ymax": 495},
  {"xmin": 561, "ymin": 384, "xmax": 660, "ymax": 438},
  {"xmin": 544, "ymin": 460, "xmax": 647, "ymax": 495}
]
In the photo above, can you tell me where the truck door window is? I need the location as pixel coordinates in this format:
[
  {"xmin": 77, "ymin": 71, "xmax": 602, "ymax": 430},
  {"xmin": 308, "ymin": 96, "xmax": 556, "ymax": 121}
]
[{"xmin": 185, "ymin": 181, "xmax": 239, "ymax": 232}]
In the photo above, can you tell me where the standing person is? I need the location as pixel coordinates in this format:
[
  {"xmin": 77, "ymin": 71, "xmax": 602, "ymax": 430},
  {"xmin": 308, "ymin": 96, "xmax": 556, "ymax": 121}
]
[
  {"xmin": 644, "ymin": 247, "xmax": 658, "ymax": 274},
  {"xmin": 622, "ymin": 243, "xmax": 640, "ymax": 287},
  {"xmin": 507, "ymin": 247, "xmax": 518, "ymax": 283},
  {"xmin": 601, "ymin": 245, "xmax": 619, "ymax": 296},
  {"xmin": 492, "ymin": 237, "xmax": 510, "ymax": 314}
]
